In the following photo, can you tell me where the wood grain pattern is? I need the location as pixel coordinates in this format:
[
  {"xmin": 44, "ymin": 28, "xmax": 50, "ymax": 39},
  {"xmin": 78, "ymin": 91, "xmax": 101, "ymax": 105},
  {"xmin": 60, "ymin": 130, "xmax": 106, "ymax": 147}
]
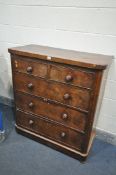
[
  {"xmin": 9, "ymin": 44, "xmax": 112, "ymax": 160},
  {"xmin": 15, "ymin": 92, "xmax": 87, "ymax": 133},
  {"xmin": 14, "ymin": 72, "xmax": 91, "ymax": 111},
  {"xmin": 12, "ymin": 55, "xmax": 95, "ymax": 89},
  {"xmin": 8, "ymin": 44, "xmax": 113, "ymax": 70},
  {"xmin": 49, "ymin": 63, "xmax": 95, "ymax": 89},
  {"xmin": 16, "ymin": 110, "xmax": 83, "ymax": 151},
  {"xmin": 12, "ymin": 56, "xmax": 48, "ymax": 78}
]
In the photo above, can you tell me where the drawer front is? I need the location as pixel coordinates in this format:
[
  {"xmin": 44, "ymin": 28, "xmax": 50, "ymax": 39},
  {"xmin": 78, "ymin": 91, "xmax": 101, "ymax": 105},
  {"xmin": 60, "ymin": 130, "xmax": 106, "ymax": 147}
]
[
  {"xmin": 12, "ymin": 56, "xmax": 95, "ymax": 89},
  {"xmin": 12, "ymin": 57, "xmax": 47, "ymax": 78},
  {"xmin": 49, "ymin": 64, "xmax": 95, "ymax": 89},
  {"xmin": 14, "ymin": 72, "xmax": 91, "ymax": 111},
  {"xmin": 16, "ymin": 110, "xmax": 83, "ymax": 151},
  {"xmin": 15, "ymin": 93, "xmax": 87, "ymax": 133}
]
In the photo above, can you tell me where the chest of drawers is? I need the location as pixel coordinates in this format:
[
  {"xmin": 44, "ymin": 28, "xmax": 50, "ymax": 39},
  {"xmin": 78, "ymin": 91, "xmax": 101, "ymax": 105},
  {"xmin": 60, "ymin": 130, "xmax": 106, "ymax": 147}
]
[{"xmin": 8, "ymin": 45, "xmax": 112, "ymax": 161}]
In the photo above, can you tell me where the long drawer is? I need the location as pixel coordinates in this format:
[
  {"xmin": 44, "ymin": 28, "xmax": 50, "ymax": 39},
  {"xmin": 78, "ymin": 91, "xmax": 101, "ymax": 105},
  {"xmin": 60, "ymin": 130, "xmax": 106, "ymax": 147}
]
[
  {"xmin": 12, "ymin": 56, "xmax": 95, "ymax": 89},
  {"xmin": 15, "ymin": 92, "xmax": 87, "ymax": 133},
  {"xmin": 16, "ymin": 110, "xmax": 83, "ymax": 151},
  {"xmin": 13, "ymin": 72, "xmax": 91, "ymax": 111}
]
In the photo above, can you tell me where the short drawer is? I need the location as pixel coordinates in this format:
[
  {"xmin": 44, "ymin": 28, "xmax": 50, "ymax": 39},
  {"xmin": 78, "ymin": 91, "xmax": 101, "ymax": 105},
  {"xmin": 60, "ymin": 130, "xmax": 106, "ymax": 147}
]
[
  {"xmin": 12, "ymin": 56, "xmax": 47, "ymax": 78},
  {"xmin": 15, "ymin": 93, "xmax": 87, "ymax": 133},
  {"xmin": 16, "ymin": 110, "xmax": 83, "ymax": 151},
  {"xmin": 14, "ymin": 72, "xmax": 91, "ymax": 111},
  {"xmin": 49, "ymin": 64, "xmax": 95, "ymax": 89}
]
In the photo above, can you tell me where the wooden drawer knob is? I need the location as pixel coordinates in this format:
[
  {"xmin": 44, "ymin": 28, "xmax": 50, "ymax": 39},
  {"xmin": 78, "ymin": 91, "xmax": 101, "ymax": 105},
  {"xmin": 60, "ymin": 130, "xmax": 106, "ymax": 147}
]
[
  {"xmin": 28, "ymin": 102, "xmax": 34, "ymax": 108},
  {"xmin": 60, "ymin": 132, "xmax": 66, "ymax": 138},
  {"xmin": 29, "ymin": 119, "xmax": 34, "ymax": 125},
  {"xmin": 27, "ymin": 83, "xmax": 34, "ymax": 90},
  {"xmin": 63, "ymin": 93, "xmax": 71, "ymax": 100},
  {"xmin": 65, "ymin": 75, "xmax": 73, "ymax": 82},
  {"xmin": 62, "ymin": 113, "xmax": 68, "ymax": 120},
  {"xmin": 27, "ymin": 66, "xmax": 33, "ymax": 73}
]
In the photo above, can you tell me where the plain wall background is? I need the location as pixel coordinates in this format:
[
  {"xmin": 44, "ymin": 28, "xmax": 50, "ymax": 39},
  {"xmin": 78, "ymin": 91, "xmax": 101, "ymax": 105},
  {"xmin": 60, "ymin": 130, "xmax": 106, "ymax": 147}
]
[{"xmin": 0, "ymin": 0, "xmax": 116, "ymax": 135}]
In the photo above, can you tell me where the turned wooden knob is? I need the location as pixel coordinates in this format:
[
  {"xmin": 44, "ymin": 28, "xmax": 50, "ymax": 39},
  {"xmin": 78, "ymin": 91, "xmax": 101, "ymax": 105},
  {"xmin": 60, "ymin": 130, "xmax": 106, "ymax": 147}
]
[
  {"xmin": 27, "ymin": 66, "xmax": 33, "ymax": 73},
  {"xmin": 27, "ymin": 83, "xmax": 34, "ymax": 90},
  {"xmin": 65, "ymin": 75, "xmax": 73, "ymax": 82},
  {"xmin": 28, "ymin": 102, "xmax": 34, "ymax": 108},
  {"xmin": 60, "ymin": 132, "xmax": 66, "ymax": 138},
  {"xmin": 29, "ymin": 120, "xmax": 34, "ymax": 125},
  {"xmin": 63, "ymin": 93, "xmax": 71, "ymax": 100},
  {"xmin": 62, "ymin": 113, "xmax": 68, "ymax": 120}
]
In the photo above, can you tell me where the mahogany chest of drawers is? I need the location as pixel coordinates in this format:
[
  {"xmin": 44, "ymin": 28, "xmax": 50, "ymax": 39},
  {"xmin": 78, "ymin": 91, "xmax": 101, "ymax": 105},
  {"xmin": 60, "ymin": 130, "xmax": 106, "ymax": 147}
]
[{"xmin": 8, "ymin": 45, "xmax": 112, "ymax": 160}]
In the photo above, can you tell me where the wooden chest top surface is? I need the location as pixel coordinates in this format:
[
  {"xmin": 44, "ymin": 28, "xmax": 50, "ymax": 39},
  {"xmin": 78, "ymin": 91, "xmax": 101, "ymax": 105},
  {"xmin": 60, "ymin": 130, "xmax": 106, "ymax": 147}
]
[{"xmin": 8, "ymin": 44, "xmax": 113, "ymax": 70}]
